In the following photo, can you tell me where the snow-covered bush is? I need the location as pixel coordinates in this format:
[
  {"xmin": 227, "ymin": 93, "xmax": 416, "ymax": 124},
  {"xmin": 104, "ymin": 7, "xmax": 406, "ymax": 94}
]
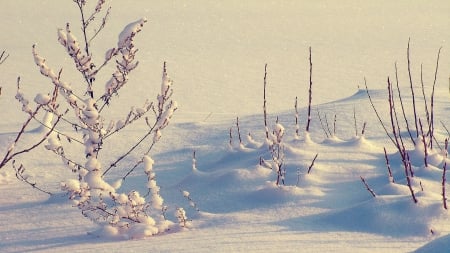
[
  {"xmin": 16, "ymin": 0, "xmax": 181, "ymax": 239},
  {"xmin": 260, "ymin": 122, "xmax": 286, "ymax": 186}
]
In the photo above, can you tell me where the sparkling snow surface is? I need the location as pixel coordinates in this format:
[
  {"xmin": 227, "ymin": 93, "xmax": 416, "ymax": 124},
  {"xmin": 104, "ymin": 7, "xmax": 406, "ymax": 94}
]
[{"xmin": 0, "ymin": 1, "xmax": 450, "ymax": 252}]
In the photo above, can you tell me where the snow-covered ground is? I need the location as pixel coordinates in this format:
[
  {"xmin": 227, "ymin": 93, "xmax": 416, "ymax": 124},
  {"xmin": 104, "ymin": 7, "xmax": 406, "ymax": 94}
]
[{"xmin": 1, "ymin": 1, "xmax": 450, "ymax": 252}]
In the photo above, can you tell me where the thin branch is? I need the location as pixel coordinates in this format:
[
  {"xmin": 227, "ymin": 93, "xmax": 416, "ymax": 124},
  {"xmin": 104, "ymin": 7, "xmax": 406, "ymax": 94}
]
[
  {"xmin": 75, "ymin": 1, "xmax": 90, "ymax": 55},
  {"xmin": 333, "ymin": 114, "xmax": 337, "ymax": 136},
  {"xmin": 88, "ymin": 7, "xmax": 111, "ymax": 44},
  {"xmin": 407, "ymin": 38, "xmax": 419, "ymax": 137},
  {"xmin": 13, "ymin": 162, "xmax": 53, "ymax": 195},
  {"xmin": 420, "ymin": 64, "xmax": 430, "ymax": 128},
  {"xmin": 384, "ymin": 147, "xmax": 394, "ymax": 183},
  {"xmin": 0, "ymin": 50, "xmax": 9, "ymax": 65},
  {"xmin": 263, "ymin": 64, "xmax": 269, "ymax": 140},
  {"xmin": 442, "ymin": 139, "xmax": 448, "ymax": 209},
  {"xmin": 31, "ymin": 112, "xmax": 84, "ymax": 145},
  {"xmin": 441, "ymin": 121, "xmax": 450, "ymax": 139},
  {"xmin": 316, "ymin": 109, "xmax": 329, "ymax": 138},
  {"xmin": 429, "ymin": 47, "xmax": 442, "ymax": 150},
  {"xmin": 236, "ymin": 117, "xmax": 242, "ymax": 144},
  {"xmin": 353, "ymin": 106, "xmax": 358, "ymax": 136},
  {"xmin": 419, "ymin": 118, "xmax": 428, "ymax": 167},
  {"xmin": 364, "ymin": 78, "xmax": 396, "ymax": 146},
  {"xmin": 294, "ymin": 96, "xmax": 299, "ymax": 138},
  {"xmin": 395, "ymin": 62, "xmax": 415, "ymax": 145},
  {"xmin": 307, "ymin": 153, "xmax": 318, "ymax": 174},
  {"xmin": 443, "ymin": 161, "xmax": 448, "ymax": 210},
  {"xmin": 324, "ymin": 113, "xmax": 332, "ymax": 137},
  {"xmin": 104, "ymin": 122, "xmax": 155, "ymax": 177},
  {"xmin": 360, "ymin": 176, "xmax": 376, "ymax": 198},
  {"xmin": 306, "ymin": 47, "xmax": 313, "ymax": 132}
]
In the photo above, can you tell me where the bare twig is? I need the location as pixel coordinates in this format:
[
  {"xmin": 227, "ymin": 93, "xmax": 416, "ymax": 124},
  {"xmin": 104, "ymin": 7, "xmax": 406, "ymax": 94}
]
[
  {"xmin": 395, "ymin": 62, "xmax": 415, "ymax": 145},
  {"xmin": 407, "ymin": 38, "xmax": 419, "ymax": 137},
  {"xmin": 405, "ymin": 151, "xmax": 418, "ymax": 203},
  {"xmin": 441, "ymin": 121, "xmax": 450, "ymax": 139},
  {"xmin": 360, "ymin": 176, "xmax": 376, "ymax": 198},
  {"xmin": 306, "ymin": 47, "xmax": 313, "ymax": 132},
  {"xmin": 364, "ymin": 78, "xmax": 396, "ymax": 146},
  {"xmin": 316, "ymin": 109, "xmax": 329, "ymax": 138},
  {"xmin": 294, "ymin": 96, "xmax": 299, "ymax": 138},
  {"xmin": 0, "ymin": 50, "xmax": 9, "ymax": 65},
  {"xmin": 236, "ymin": 117, "xmax": 242, "ymax": 145},
  {"xmin": 420, "ymin": 64, "xmax": 431, "ymax": 128},
  {"xmin": 229, "ymin": 127, "xmax": 233, "ymax": 147},
  {"xmin": 333, "ymin": 114, "xmax": 337, "ymax": 136},
  {"xmin": 429, "ymin": 47, "xmax": 442, "ymax": 149},
  {"xmin": 88, "ymin": 7, "xmax": 111, "ymax": 44},
  {"xmin": 307, "ymin": 153, "xmax": 318, "ymax": 174},
  {"xmin": 13, "ymin": 161, "xmax": 53, "ymax": 195},
  {"xmin": 361, "ymin": 122, "xmax": 367, "ymax": 136},
  {"xmin": 419, "ymin": 118, "xmax": 429, "ymax": 167},
  {"xmin": 383, "ymin": 147, "xmax": 395, "ymax": 183},
  {"xmin": 353, "ymin": 106, "xmax": 358, "ymax": 136},
  {"xmin": 443, "ymin": 139, "xmax": 448, "ymax": 209},
  {"xmin": 263, "ymin": 64, "xmax": 269, "ymax": 140}
]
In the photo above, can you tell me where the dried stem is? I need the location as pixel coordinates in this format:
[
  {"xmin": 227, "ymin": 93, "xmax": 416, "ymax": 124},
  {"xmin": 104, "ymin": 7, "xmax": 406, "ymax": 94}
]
[
  {"xmin": 0, "ymin": 50, "xmax": 9, "ymax": 65},
  {"xmin": 429, "ymin": 47, "xmax": 442, "ymax": 150},
  {"xmin": 229, "ymin": 127, "xmax": 233, "ymax": 147},
  {"xmin": 307, "ymin": 153, "xmax": 318, "ymax": 174},
  {"xmin": 420, "ymin": 64, "xmax": 431, "ymax": 128},
  {"xmin": 395, "ymin": 62, "xmax": 415, "ymax": 145},
  {"xmin": 333, "ymin": 114, "xmax": 337, "ymax": 136},
  {"xmin": 407, "ymin": 38, "xmax": 419, "ymax": 137},
  {"xmin": 360, "ymin": 176, "xmax": 376, "ymax": 198},
  {"xmin": 443, "ymin": 139, "xmax": 448, "ymax": 209},
  {"xmin": 383, "ymin": 147, "xmax": 395, "ymax": 183},
  {"xmin": 353, "ymin": 106, "xmax": 358, "ymax": 136},
  {"xmin": 419, "ymin": 118, "xmax": 429, "ymax": 167},
  {"xmin": 361, "ymin": 122, "xmax": 367, "ymax": 136},
  {"xmin": 294, "ymin": 96, "xmax": 299, "ymax": 138},
  {"xmin": 364, "ymin": 78, "xmax": 396, "ymax": 146},
  {"xmin": 306, "ymin": 47, "xmax": 313, "ymax": 132},
  {"xmin": 13, "ymin": 162, "xmax": 53, "ymax": 195},
  {"xmin": 316, "ymin": 109, "xmax": 329, "ymax": 138},
  {"xmin": 236, "ymin": 117, "xmax": 242, "ymax": 144},
  {"xmin": 263, "ymin": 64, "xmax": 269, "ymax": 140},
  {"xmin": 405, "ymin": 151, "xmax": 418, "ymax": 203}
]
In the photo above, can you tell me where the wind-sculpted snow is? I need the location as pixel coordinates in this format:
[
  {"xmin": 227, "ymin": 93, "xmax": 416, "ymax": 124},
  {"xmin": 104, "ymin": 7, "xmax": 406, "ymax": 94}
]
[{"xmin": 1, "ymin": 1, "xmax": 450, "ymax": 252}]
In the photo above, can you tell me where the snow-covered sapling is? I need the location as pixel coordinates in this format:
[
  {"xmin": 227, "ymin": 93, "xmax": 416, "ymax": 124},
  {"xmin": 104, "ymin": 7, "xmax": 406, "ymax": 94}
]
[
  {"xmin": 259, "ymin": 123, "xmax": 286, "ymax": 185},
  {"xmin": 21, "ymin": 0, "xmax": 179, "ymax": 238},
  {"xmin": 175, "ymin": 207, "xmax": 188, "ymax": 228},
  {"xmin": 270, "ymin": 123, "xmax": 286, "ymax": 186}
]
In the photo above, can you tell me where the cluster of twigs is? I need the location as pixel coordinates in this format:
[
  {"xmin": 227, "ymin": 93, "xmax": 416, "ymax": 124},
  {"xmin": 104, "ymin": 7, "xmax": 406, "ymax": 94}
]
[
  {"xmin": 236, "ymin": 47, "xmax": 318, "ymax": 186},
  {"xmin": 364, "ymin": 39, "xmax": 445, "ymax": 206}
]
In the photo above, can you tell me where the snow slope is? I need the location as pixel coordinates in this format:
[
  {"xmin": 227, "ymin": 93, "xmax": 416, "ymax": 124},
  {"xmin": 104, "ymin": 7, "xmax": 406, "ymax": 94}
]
[{"xmin": 1, "ymin": 1, "xmax": 450, "ymax": 252}]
